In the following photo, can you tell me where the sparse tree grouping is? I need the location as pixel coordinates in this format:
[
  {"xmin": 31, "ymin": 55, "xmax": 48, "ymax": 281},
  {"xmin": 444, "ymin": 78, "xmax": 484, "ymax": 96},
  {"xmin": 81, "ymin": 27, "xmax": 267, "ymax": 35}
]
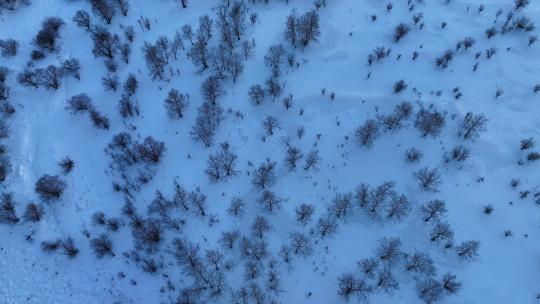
[
  {"xmin": 0, "ymin": 0, "xmax": 535, "ymax": 303},
  {"xmin": 338, "ymin": 231, "xmax": 477, "ymax": 303},
  {"xmin": 65, "ymin": 93, "xmax": 111, "ymax": 130}
]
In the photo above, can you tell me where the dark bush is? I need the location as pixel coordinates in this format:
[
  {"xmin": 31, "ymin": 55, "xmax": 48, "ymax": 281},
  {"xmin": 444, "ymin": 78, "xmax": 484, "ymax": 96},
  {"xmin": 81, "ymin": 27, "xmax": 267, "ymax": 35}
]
[
  {"xmin": 35, "ymin": 175, "xmax": 66, "ymax": 201},
  {"xmin": 34, "ymin": 17, "xmax": 65, "ymax": 52}
]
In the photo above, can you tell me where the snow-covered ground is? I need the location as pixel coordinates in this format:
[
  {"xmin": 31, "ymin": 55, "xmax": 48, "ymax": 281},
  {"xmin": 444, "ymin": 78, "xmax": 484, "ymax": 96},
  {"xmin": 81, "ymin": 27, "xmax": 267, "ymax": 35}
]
[{"xmin": 1, "ymin": 0, "xmax": 539, "ymax": 303}]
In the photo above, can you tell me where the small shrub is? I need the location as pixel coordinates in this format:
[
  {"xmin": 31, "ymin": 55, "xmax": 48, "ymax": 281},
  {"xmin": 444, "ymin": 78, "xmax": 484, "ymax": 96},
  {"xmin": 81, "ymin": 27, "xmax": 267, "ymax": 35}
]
[
  {"xmin": 35, "ymin": 175, "xmax": 66, "ymax": 201},
  {"xmin": 58, "ymin": 157, "xmax": 75, "ymax": 174},
  {"xmin": 393, "ymin": 79, "xmax": 407, "ymax": 93},
  {"xmin": 405, "ymin": 148, "xmax": 423, "ymax": 163}
]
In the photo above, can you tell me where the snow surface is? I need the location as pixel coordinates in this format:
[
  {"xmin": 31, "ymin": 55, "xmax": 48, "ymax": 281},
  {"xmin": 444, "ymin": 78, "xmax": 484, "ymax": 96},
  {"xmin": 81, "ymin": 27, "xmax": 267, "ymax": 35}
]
[{"xmin": 1, "ymin": 0, "xmax": 540, "ymax": 303}]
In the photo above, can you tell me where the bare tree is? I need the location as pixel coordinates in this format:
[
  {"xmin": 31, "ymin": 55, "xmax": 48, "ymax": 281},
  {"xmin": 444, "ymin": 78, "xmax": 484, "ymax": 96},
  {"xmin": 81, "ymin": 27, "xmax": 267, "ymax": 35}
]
[
  {"xmin": 121, "ymin": 74, "xmax": 138, "ymax": 97},
  {"xmin": 394, "ymin": 23, "xmax": 410, "ymax": 42},
  {"xmin": 90, "ymin": 0, "xmax": 116, "ymax": 24},
  {"xmin": 182, "ymin": 24, "xmax": 194, "ymax": 45},
  {"xmin": 23, "ymin": 202, "xmax": 44, "ymax": 222},
  {"xmin": 362, "ymin": 181, "xmax": 397, "ymax": 220},
  {"xmin": 252, "ymin": 240, "xmax": 269, "ymax": 261},
  {"xmin": 358, "ymin": 257, "xmax": 379, "ymax": 279},
  {"xmin": 251, "ymin": 161, "xmax": 276, "ymax": 189},
  {"xmin": 198, "ymin": 15, "xmax": 213, "ymax": 42},
  {"xmin": 295, "ymin": 203, "xmax": 314, "ymax": 225},
  {"xmin": 102, "ymin": 74, "xmax": 119, "ymax": 91},
  {"xmin": 201, "ymin": 76, "xmax": 225, "ymax": 104},
  {"xmin": 36, "ymin": 65, "xmax": 64, "ymax": 90},
  {"xmin": 0, "ymin": 77, "xmax": 6, "ymax": 97},
  {"xmin": 265, "ymin": 77, "xmax": 283, "ymax": 102},
  {"xmin": 298, "ymin": 10, "xmax": 320, "ymax": 47},
  {"xmin": 0, "ymin": 192, "xmax": 19, "ymax": 224},
  {"xmin": 164, "ymin": 88, "xmax": 189, "ymax": 119},
  {"xmin": 279, "ymin": 245, "xmax": 293, "ymax": 265},
  {"xmin": 190, "ymin": 104, "xmax": 220, "ymax": 147},
  {"xmin": 205, "ymin": 143, "xmax": 238, "ymax": 182},
  {"xmin": 419, "ymin": 199, "xmax": 447, "ymax": 223},
  {"xmin": 285, "ymin": 143, "xmax": 303, "ymax": 170},
  {"xmin": 289, "ymin": 231, "xmax": 312, "ymax": 257},
  {"xmin": 262, "ymin": 116, "xmax": 280, "ymax": 136},
  {"xmin": 337, "ymin": 273, "xmax": 372, "ymax": 302},
  {"xmin": 284, "ymin": 9, "xmax": 298, "ymax": 47},
  {"xmin": 405, "ymin": 251, "xmax": 436, "ymax": 275},
  {"xmin": 252, "ymin": 215, "xmax": 271, "ymax": 239},
  {"xmin": 73, "ymin": 10, "xmax": 92, "ymax": 31},
  {"xmin": 205, "ymin": 248, "xmax": 224, "ymax": 271},
  {"xmin": 123, "ymin": 25, "xmax": 135, "ymax": 42},
  {"xmin": 0, "ymin": 39, "xmax": 18, "ymax": 57},
  {"xmin": 356, "ymin": 119, "xmax": 381, "ymax": 148},
  {"xmin": 244, "ymin": 260, "xmax": 261, "ymax": 281},
  {"xmin": 133, "ymin": 218, "xmax": 163, "ymax": 253},
  {"xmin": 66, "ymin": 94, "xmax": 94, "ymax": 114},
  {"xmin": 142, "ymin": 39, "xmax": 169, "ymax": 80},
  {"xmin": 58, "ymin": 157, "xmax": 75, "ymax": 174},
  {"xmin": 459, "ymin": 112, "xmax": 488, "ymax": 140},
  {"xmin": 257, "ymin": 190, "xmax": 282, "ymax": 213},
  {"xmin": 386, "ymin": 194, "xmax": 410, "ymax": 221},
  {"xmin": 456, "ymin": 240, "xmax": 480, "ymax": 261},
  {"xmin": 380, "ymin": 101, "xmax": 414, "ymax": 132},
  {"xmin": 515, "ymin": 0, "xmax": 530, "ymax": 10},
  {"xmin": 41, "ymin": 239, "xmax": 62, "ymax": 253},
  {"xmin": 414, "ymin": 167, "xmax": 441, "ymax": 192},
  {"xmin": 415, "ymin": 108, "xmax": 445, "ymax": 137},
  {"xmin": 227, "ymin": 51, "xmax": 244, "ymax": 82},
  {"xmin": 264, "ymin": 44, "xmax": 286, "ymax": 71},
  {"xmin": 188, "ymin": 188, "xmax": 207, "ymax": 217},
  {"xmin": 89, "ymin": 110, "xmax": 110, "ymax": 130},
  {"xmin": 328, "ymin": 192, "xmax": 353, "ymax": 220},
  {"xmin": 61, "ymin": 237, "xmax": 80, "ymax": 258},
  {"xmin": 0, "ymin": 156, "xmax": 10, "ymax": 184},
  {"xmin": 34, "ymin": 17, "xmax": 65, "ymax": 52},
  {"xmin": 267, "ymin": 269, "xmax": 281, "ymax": 294},
  {"xmin": 91, "ymin": 27, "xmax": 119, "ymax": 59},
  {"xmin": 442, "ymin": 272, "xmax": 461, "ymax": 294},
  {"xmin": 416, "ymin": 279, "xmax": 444, "ymax": 304},
  {"xmin": 317, "ymin": 215, "xmax": 338, "ymax": 238},
  {"xmin": 116, "ymin": 0, "xmax": 129, "ymax": 16},
  {"xmin": 435, "ymin": 50, "xmax": 454, "ymax": 69},
  {"xmin": 229, "ymin": 0, "xmax": 246, "ymax": 40},
  {"xmin": 227, "ymin": 197, "xmax": 245, "ymax": 217},
  {"xmin": 90, "ymin": 233, "xmax": 115, "ymax": 258},
  {"xmin": 485, "ymin": 26, "xmax": 497, "ymax": 39},
  {"xmin": 304, "ymin": 149, "xmax": 320, "ymax": 171},
  {"xmin": 448, "ymin": 145, "xmax": 470, "ymax": 162},
  {"xmin": 429, "ymin": 222, "xmax": 454, "ymax": 243},
  {"xmin": 375, "ymin": 237, "xmax": 402, "ymax": 265},
  {"xmin": 220, "ymin": 230, "xmax": 240, "ymax": 250},
  {"xmin": 376, "ymin": 267, "xmax": 399, "ymax": 294},
  {"xmin": 0, "ymin": 0, "xmax": 30, "ymax": 11},
  {"xmin": 62, "ymin": 58, "xmax": 81, "ymax": 80},
  {"xmin": 188, "ymin": 36, "xmax": 209, "ymax": 71},
  {"xmin": 148, "ymin": 190, "xmax": 174, "ymax": 218},
  {"xmin": 248, "ymin": 84, "xmax": 266, "ymax": 105},
  {"xmin": 169, "ymin": 31, "xmax": 184, "ymax": 60},
  {"xmin": 215, "ymin": 3, "xmax": 235, "ymax": 50},
  {"xmin": 241, "ymin": 39, "xmax": 255, "ymax": 60},
  {"xmin": 17, "ymin": 69, "xmax": 40, "ymax": 88},
  {"xmin": 136, "ymin": 136, "xmax": 166, "ymax": 164}
]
